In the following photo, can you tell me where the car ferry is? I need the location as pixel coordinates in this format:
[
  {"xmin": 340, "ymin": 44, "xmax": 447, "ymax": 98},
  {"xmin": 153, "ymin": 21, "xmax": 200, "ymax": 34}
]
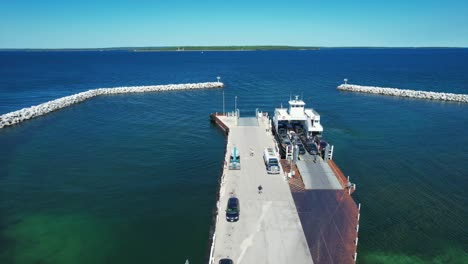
[{"xmin": 272, "ymin": 96, "xmax": 331, "ymax": 159}]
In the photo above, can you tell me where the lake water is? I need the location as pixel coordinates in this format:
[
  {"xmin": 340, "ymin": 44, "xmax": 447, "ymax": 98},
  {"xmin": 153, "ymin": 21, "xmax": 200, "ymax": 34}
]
[{"xmin": 0, "ymin": 49, "xmax": 467, "ymax": 263}]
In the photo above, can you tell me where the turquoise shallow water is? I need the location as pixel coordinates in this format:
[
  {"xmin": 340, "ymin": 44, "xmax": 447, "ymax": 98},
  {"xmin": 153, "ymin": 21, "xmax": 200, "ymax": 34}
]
[
  {"xmin": 1, "ymin": 92, "xmax": 227, "ymax": 263},
  {"xmin": 1, "ymin": 49, "xmax": 467, "ymax": 263}
]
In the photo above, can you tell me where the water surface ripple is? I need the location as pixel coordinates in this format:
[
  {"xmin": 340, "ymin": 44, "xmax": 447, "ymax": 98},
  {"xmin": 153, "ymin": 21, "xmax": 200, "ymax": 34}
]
[{"xmin": 0, "ymin": 49, "xmax": 467, "ymax": 263}]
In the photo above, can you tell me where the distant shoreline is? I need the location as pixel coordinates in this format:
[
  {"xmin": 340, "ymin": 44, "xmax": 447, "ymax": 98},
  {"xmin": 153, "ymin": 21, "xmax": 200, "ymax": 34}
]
[
  {"xmin": 1, "ymin": 46, "xmax": 466, "ymax": 52},
  {"xmin": 0, "ymin": 46, "xmax": 320, "ymax": 52}
]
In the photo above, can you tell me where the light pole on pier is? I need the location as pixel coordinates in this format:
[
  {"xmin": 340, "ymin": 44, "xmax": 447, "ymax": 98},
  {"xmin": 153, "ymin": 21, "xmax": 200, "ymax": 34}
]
[
  {"xmin": 235, "ymin": 96, "xmax": 237, "ymax": 116},
  {"xmin": 222, "ymin": 91, "xmax": 225, "ymax": 115}
]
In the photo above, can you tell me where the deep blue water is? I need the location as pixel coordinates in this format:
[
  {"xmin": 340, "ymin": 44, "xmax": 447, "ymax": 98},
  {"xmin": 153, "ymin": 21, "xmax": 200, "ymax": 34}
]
[{"xmin": 0, "ymin": 49, "xmax": 467, "ymax": 263}]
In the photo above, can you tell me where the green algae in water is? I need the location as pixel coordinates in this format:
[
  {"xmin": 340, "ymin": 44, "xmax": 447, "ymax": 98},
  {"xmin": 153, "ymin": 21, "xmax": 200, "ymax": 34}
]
[
  {"xmin": 364, "ymin": 247, "xmax": 468, "ymax": 264},
  {"xmin": 1, "ymin": 214, "xmax": 115, "ymax": 264}
]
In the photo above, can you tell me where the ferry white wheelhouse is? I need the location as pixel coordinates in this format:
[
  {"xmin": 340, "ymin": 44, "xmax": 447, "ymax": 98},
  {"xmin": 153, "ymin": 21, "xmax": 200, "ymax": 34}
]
[{"xmin": 273, "ymin": 96, "xmax": 323, "ymax": 138}]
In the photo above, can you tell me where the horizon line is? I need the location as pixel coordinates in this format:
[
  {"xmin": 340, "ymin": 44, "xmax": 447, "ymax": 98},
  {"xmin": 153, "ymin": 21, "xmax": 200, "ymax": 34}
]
[{"xmin": 1, "ymin": 45, "xmax": 467, "ymax": 50}]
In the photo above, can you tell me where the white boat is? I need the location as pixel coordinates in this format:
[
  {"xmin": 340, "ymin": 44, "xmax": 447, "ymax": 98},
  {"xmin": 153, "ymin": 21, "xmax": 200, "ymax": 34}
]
[
  {"xmin": 273, "ymin": 96, "xmax": 328, "ymax": 159},
  {"xmin": 273, "ymin": 95, "xmax": 323, "ymax": 138}
]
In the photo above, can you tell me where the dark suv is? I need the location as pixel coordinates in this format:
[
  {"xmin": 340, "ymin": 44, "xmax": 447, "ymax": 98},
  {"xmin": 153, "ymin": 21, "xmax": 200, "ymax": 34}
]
[
  {"xmin": 306, "ymin": 142, "xmax": 319, "ymax": 155},
  {"xmin": 226, "ymin": 197, "xmax": 240, "ymax": 222},
  {"xmin": 296, "ymin": 142, "xmax": 306, "ymax": 155}
]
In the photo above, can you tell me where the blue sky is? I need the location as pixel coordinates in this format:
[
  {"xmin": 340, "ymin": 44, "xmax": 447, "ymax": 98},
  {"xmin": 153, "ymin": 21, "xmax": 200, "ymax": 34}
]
[{"xmin": 1, "ymin": 0, "xmax": 467, "ymax": 48}]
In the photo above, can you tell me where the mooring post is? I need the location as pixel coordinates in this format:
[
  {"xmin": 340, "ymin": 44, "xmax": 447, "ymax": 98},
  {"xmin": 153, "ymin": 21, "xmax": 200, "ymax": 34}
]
[
  {"xmin": 357, "ymin": 203, "xmax": 361, "ymax": 221},
  {"xmin": 222, "ymin": 91, "xmax": 225, "ymax": 115},
  {"xmin": 235, "ymin": 96, "xmax": 237, "ymax": 114}
]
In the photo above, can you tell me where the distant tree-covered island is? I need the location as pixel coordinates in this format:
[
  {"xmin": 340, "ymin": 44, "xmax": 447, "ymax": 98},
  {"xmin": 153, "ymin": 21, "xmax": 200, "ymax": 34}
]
[
  {"xmin": 3, "ymin": 46, "xmax": 463, "ymax": 52},
  {"xmin": 0, "ymin": 46, "xmax": 321, "ymax": 52},
  {"xmin": 133, "ymin": 46, "xmax": 320, "ymax": 51}
]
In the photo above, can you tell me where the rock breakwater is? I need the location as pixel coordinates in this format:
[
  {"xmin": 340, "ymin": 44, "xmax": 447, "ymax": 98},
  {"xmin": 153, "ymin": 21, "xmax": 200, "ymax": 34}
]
[
  {"xmin": 0, "ymin": 82, "xmax": 223, "ymax": 129},
  {"xmin": 337, "ymin": 84, "xmax": 468, "ymax": 103}
]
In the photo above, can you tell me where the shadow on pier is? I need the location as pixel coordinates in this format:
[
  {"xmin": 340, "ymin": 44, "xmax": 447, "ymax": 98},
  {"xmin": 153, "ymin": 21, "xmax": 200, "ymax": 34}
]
[
  {"xmin": 292, "ymin": 189, "xmax": 359, "ymax": 264},
  {"xmin": 281, "ymin": 160, "xmax": 359, "ymax": 264}
]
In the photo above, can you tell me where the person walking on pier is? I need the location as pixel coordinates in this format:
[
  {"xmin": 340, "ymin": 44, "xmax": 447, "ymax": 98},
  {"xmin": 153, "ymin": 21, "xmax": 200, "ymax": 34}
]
[
  {"xmin": 250, "ymin": 148, "xmax": 254, "ymax": 157},
  {"xmin": 258, "ymin": 185, "xmax": 263, "ymax": 194}
]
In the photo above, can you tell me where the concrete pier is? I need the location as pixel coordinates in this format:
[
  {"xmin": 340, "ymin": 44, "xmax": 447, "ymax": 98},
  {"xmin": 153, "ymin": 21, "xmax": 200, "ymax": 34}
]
[
  {"xmin": 210, "ymin": 114, "xmax": 313, "ymax": 264},
  {"xmin": 337, "ymin": 83, "xmax": 468, "ymax": 103},
  {"xmin": 210, "ymin": 111, "xmax": 360, "ymax": 264},
  {"xmin": 0, "ymin": 81, "xmax": 223, "ymax": 129}
]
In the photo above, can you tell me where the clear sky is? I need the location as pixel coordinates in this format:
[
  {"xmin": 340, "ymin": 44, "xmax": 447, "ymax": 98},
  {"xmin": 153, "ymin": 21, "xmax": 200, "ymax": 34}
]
[{"xmin": 1, "ymin": 0, "xmax": 467, "ymax": 48}]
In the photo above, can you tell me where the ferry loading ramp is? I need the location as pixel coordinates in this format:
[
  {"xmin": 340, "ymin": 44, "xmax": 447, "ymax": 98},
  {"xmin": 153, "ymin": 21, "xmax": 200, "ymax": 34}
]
[{"xmin": 296, "ymin": 153, "xmax": 342, "ymax": 190}]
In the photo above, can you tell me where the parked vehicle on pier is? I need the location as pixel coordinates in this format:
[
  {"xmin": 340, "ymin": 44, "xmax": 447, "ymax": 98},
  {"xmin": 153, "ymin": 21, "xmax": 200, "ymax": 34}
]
[
  {"xmin": 319, "ymin": 140, "xmax": 329, "ymax": 153},
  {"xmin": 219, "ymin": 259, "xmax": 233, "ymax": 264},
  {"xmin": 229, "ymin": 147, "xmax": 241, "ymax": 170},
  {"xmin": 306, "ymin": 142, "xmax": 319, "ymax": 155},
  {"xmin": 296, "ymin": 142, "xmax": 306, "ymax": 155},
  {"xmin": 319, "ymin": 140, "xmax": 329, "ymax": 157},
  {"xmin": 226, "ymin": 197, "xmax": 240, "ymax": 222},
  {"xmin": 263, "ymin": 148, "xmax": 280, "ymax": 174}
]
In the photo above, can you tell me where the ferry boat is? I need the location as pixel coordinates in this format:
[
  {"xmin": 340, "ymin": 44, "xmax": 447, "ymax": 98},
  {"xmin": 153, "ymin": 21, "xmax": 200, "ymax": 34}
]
[{"xmin": 272, "ymin": 96, "xmax": 331, "ymax": 160}]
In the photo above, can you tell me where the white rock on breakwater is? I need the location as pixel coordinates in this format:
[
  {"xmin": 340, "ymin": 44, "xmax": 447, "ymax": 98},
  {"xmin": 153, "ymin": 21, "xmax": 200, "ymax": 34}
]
[
  {"xmin": 0, "ymin": 82, "xmax": 224, "ymax": 129},
  {"xmin": 337, "ymin": 84, "xmax": 468, "ymax": 103}
]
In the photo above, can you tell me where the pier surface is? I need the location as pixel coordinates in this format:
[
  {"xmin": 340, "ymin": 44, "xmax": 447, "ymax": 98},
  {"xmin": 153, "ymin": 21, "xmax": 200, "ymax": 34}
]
[{"xmin": 211, "ymin": 115, "xmax": 313, "ymax": 264}]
